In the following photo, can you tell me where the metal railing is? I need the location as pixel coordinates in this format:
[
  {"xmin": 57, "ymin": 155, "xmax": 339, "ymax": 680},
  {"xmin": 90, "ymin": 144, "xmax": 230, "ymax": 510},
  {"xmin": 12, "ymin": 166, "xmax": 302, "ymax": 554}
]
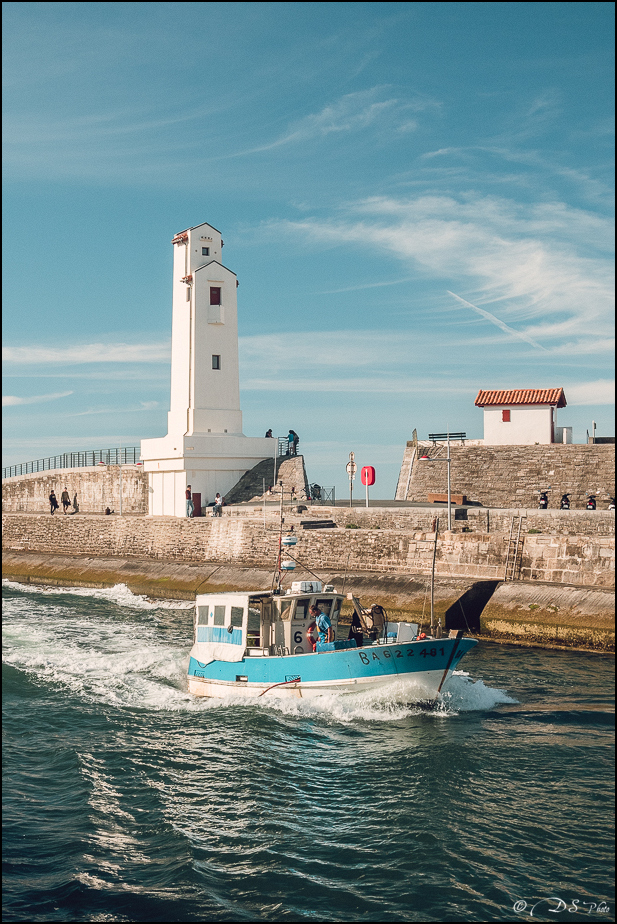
[
  {"xmin": 306, "ymin": 485, "xmax": 335, "ymax": 505},
  {"xmin": 3, "ymin": 447, "xmax": 141, "ymax": 480}
]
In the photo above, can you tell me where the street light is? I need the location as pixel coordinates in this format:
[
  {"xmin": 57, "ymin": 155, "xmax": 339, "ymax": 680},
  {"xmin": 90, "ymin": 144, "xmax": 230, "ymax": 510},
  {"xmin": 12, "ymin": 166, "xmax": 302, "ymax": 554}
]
[{"xmin": 419, "ymin": 432, "xmax": 452, "ymax": 530}]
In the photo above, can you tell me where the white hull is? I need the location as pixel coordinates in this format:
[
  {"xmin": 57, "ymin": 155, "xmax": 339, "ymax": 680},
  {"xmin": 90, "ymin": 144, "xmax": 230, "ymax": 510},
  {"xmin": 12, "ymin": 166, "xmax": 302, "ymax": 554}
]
[{"xmin": 188, "ymin": 668, "xmax": 447, "ymax": 700}]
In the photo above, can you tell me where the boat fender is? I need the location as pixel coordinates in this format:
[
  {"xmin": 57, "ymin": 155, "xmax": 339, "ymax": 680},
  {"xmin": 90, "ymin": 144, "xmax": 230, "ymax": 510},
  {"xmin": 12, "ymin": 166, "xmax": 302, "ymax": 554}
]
[
  {"xmin": 307, "ymin": 621, "xmax": 320, "ymax": 651},
  {"xmin": 417, "ymin": 632, "xmax": 427, "ymax": 640}
]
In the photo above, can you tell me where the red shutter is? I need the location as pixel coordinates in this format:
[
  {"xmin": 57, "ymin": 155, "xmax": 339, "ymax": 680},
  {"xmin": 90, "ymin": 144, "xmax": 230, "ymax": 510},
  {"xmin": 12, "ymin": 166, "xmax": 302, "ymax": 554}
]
[{"xmin": 502, "ymin": 409, "xmax": 511, "ymax": 422}]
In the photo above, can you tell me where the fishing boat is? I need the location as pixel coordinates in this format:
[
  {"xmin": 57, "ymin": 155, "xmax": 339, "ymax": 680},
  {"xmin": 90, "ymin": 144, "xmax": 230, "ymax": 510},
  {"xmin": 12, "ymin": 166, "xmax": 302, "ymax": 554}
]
[{"xmin": 187, "ymin": 583, "xmax": 477, "ymax": 700}]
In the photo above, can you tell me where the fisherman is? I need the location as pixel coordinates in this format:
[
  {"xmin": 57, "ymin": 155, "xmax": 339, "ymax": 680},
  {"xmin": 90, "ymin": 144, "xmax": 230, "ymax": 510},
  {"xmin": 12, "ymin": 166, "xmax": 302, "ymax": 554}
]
[{"xmin": 309, "ymin": 604, "xmax": 334, "ymax": 644}]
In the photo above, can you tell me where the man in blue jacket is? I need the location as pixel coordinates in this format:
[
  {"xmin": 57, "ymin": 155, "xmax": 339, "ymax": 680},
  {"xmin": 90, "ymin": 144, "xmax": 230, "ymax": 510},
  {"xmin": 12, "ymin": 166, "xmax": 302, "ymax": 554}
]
[{"xmin": 310, "ymin": 604, "xmax": 334, "ymax": 644}]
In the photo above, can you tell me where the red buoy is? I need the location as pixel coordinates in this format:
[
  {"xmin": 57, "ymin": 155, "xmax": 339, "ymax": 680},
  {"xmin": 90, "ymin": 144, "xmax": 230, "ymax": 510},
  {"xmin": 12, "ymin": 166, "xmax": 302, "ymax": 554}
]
[{"xmin": 361, "ymin": 466, "xmax": 375, "ymax": 486}]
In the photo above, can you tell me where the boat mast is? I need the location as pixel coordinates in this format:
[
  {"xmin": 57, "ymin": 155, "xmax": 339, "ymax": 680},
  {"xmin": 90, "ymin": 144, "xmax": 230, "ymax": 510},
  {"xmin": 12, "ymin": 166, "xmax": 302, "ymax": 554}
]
[{"xmin": 273, "ymin": 479, "xmax": 284, "ymax": 593}]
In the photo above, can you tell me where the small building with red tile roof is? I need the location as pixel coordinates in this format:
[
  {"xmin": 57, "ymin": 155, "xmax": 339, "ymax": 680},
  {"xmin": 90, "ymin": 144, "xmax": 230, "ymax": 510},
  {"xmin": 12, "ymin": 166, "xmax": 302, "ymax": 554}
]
[{"xmin": 475, "ymin": 388, "xmax": 570, "ymax": 445}]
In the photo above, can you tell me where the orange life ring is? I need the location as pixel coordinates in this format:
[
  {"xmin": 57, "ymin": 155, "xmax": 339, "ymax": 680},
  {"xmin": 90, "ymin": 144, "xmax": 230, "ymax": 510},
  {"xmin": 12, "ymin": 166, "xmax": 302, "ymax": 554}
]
[{"xmin": 307, "ymin": 621, "xmax": 320, "ymax": 650}]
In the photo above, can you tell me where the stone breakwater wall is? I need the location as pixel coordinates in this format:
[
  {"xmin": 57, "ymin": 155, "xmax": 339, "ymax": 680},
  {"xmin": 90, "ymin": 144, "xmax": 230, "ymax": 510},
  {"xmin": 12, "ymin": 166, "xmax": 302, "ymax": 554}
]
[
  {"xmin": 2, "ymin": 467, "xmax": 148, "ymax": 515},
  {"xmin": 2, "ymin": 512, "xmax": 613, "ymax": 588},
  {"xmin": 396, "ymin": 443, "xmax": 615, "ymax": 509},
  {"xmin": 1, "ymin": 455, "xmax": 306, "ymax": 515},
  {"xmin": 4, "ymin": 550, "xmax": 613, "ymax": 650},
  {"xmin": 228, "ymin": 505, "xmax": 615, "ymax": 537}
]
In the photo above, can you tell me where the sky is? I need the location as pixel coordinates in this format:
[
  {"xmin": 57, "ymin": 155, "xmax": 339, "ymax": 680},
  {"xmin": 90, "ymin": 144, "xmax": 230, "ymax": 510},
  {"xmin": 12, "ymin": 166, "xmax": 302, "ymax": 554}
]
[{"xmin": 3, "ymin": 1, "xmax": 615, "ymax": 498}]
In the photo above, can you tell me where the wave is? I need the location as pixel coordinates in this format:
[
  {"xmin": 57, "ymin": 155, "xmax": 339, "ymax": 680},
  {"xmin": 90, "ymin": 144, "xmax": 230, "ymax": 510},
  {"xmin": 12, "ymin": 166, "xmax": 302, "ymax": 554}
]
[{"xmin": 2, "ymin": 579, "xmax": 194, "ymax": 610}]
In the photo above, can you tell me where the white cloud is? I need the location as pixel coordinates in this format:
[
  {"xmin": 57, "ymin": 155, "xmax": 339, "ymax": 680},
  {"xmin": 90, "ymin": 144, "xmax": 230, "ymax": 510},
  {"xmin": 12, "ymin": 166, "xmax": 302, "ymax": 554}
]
[
  {"xmin": 2, "ymin": 342, "xmax": 170, "ymax": 364},
  {"xmin": 565, "ymin": 381, "xmax": 615, "ymax": 406},
  {"xmin": 2, "ymin": 391, "xmax": 73, "ymax": 407}
]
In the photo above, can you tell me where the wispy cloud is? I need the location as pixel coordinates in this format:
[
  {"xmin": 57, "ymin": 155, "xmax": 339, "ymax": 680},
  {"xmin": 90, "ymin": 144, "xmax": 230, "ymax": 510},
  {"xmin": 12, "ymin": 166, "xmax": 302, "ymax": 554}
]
[
  {"xmin": 316, "ymin": 278, "xmax": 413, "ymax": 295},
  {"xmin": 3, "ymin": 390, "xmax": 73, "ymax": 407},
  {"xmin": 270, "ymin": 192, "xmax": 614, "ymax": 354},
  {"xmin": 447, "ymin": 290, "xmax": 548, "ymax": 351},
  {"xmin": 3, "ymin": 342, "xmax": 170, "ymax": 364},
  {"xmin": 235, "ymin": 87, "xmax": 438, "ymax": 155}
]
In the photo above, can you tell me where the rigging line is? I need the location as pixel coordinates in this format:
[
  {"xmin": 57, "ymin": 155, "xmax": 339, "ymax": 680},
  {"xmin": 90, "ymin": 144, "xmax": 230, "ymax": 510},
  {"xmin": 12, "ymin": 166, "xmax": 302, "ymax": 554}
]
[
  {"xmin": 279, "ymin": 550, "xmax": 327, "ymax": 586},
  {"xmin": 458, "ymin": 599, "xmax": 473, "ymax": 634}
]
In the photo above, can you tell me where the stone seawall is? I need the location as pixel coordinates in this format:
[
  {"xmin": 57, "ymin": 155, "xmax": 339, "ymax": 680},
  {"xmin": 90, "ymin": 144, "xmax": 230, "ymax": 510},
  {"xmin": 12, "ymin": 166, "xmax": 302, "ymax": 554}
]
[
  {"xmin": 2, "ymin": 466, "xmax": 148, "ymax": 515},
  {"xmin": 3, "ymin": 511, "xmax": 613, "ymax": 587},
  {"xmin": 396, "ymin": 443, "xmax": 615, "ymax": 509}
]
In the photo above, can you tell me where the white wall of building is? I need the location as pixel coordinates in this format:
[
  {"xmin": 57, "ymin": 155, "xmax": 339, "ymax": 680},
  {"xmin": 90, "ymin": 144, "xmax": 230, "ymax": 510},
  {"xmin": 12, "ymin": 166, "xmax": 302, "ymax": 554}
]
[{"xmin": 483, "ymin": 405, "xmax": 556, "ymax": 445}]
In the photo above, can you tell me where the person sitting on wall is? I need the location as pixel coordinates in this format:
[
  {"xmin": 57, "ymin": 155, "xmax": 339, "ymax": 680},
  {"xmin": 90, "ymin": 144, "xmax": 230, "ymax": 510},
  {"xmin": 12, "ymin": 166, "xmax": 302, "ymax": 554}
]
[
  {"xmin": 213, "ymin": 493, "xmax": 223, "ymax": 517},
  {"xmin": 265, "ymin": 429, "xmax": 273, "ymax": 438},
  {"xmin": 310, "ymin": 604, "xmax": 334, "ymax": 645}
]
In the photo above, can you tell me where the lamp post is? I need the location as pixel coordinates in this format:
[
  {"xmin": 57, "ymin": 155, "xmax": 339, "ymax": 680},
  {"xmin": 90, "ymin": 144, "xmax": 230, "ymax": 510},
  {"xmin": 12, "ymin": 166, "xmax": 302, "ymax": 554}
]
[{"xmin": 419, "ymin": 432, "xmax": 452, "ymax": 531}]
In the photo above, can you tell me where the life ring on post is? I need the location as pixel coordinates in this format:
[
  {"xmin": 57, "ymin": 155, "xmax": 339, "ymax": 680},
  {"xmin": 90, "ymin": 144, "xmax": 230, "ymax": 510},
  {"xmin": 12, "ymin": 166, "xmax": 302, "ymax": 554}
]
[{"xmin": 307, "ymin": 622, "xmax": 320, "ymax": 651}]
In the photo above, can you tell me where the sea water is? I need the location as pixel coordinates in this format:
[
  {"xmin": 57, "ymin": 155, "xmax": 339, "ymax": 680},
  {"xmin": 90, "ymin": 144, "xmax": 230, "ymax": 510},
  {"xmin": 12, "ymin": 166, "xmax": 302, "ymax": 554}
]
[{"xmin": 2, "ymin": 580, "xmax": 614, "ymax": 923}]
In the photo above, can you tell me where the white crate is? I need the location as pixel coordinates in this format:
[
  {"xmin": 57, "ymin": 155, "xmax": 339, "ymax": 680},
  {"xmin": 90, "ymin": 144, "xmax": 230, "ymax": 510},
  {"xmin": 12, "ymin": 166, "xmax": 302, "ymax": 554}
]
[{"xmin": 291, "ymin": 581, "xmax": 322, "ymax": 593}]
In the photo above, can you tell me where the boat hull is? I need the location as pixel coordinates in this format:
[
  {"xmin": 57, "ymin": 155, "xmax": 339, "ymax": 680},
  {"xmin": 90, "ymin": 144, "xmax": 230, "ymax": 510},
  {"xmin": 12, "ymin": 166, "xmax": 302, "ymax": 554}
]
[{"xmin": 188, "ymin": 636, "xmax": 477, "ymax": 700}]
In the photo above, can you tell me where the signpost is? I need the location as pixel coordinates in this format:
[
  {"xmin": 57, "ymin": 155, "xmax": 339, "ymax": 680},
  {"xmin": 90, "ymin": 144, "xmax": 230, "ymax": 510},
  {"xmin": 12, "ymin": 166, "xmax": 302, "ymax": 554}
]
[
  {"xmin": 346, "ymin": 452, "xmax": 357, "ymax": 507},
  {"xmin": 361, "ymin": 465, "xmax": 375, "ymax": 508}
]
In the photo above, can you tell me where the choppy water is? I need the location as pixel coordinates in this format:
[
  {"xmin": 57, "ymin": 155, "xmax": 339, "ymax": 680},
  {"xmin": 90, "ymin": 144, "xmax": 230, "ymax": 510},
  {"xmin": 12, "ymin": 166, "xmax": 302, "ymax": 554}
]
[{"xmin": 2, "ymin": 580, "xmax": 614, "ymax": 923}]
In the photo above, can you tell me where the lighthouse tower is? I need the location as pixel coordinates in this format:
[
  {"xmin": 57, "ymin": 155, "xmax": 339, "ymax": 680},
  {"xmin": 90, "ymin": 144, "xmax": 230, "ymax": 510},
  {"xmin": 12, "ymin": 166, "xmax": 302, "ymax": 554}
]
[{"xmin": 140, "ymin": 221, "xmax": 273, "ymax": 516}]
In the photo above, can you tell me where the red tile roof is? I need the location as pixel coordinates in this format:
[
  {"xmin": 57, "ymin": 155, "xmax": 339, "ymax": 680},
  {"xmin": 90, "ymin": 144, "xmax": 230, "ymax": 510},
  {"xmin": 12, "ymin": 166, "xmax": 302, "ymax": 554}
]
[{"xmin": 475, "ymin": 388, "xmax": 567, "ymax": 408}]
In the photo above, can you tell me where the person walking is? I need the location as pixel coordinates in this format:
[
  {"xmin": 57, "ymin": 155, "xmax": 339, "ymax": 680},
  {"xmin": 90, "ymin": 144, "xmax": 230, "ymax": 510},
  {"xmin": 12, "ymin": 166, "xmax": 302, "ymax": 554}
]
[
  {"xmin": 49, "ymin": 490, "xmax": 59, "ymax": 515},
  {"xmin": 61, "ymin": 488, "xmax": 71, "ymax": 515},
  {"xmin": 185, "ymin": 485, "xmax": 194, "ymax": 518}
]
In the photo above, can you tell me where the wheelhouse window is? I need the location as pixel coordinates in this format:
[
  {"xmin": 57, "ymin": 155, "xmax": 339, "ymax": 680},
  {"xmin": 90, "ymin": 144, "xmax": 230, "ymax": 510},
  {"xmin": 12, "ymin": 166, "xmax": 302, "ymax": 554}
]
[
  {"xmin": 213, "ymin": 605, "xmax": 226, "ymax": 626},
  {"xmin": 294, "ymin": 598, "xmax": 310, "ymax": 620},
  {"xmin": 230, "ymin": 606, "xmax": 244, "ymax": 628},
  {"xmin": 212, "ymin": 354, "xmax": 221, "ymax": 370},
  {"xmin": 210, "ymin": 286, "xmax": 221, "ymax": 305}
]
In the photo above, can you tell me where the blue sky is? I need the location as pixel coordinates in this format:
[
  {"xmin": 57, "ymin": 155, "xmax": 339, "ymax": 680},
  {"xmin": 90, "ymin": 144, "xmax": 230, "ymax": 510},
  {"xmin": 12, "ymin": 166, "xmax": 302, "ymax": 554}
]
[{"xmin": 3, "ymin": 2, "xmax": 614, "ymax": 497}]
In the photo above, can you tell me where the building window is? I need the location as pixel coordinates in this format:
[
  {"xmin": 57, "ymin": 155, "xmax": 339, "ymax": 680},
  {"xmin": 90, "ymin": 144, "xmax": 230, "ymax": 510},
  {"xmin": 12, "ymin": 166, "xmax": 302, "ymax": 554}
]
[
  {"xmin": 212, "ymin": 354, "xmax": 221, "ymax": 370},
  {"xmin": 210, "ymin": 286, "xmax": 221, "ymax": 305},
  {"xmin": 502, "ymin": 409, "xmax": 511, "ymax": 422},
  {"xmin": 202, "ymin": 247, "xmax": 209, "ymax": 256}
]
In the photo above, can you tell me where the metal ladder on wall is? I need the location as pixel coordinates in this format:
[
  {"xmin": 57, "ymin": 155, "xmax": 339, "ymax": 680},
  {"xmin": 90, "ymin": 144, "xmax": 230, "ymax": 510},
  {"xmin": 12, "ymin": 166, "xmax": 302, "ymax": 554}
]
[{"xmin": 504, "ymin": 515, "xmax": 526, "ymax": 581}]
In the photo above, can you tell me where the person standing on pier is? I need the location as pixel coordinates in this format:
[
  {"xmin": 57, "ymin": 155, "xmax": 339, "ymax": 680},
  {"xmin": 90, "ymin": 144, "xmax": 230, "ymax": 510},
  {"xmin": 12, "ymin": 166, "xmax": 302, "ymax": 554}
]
[
  {"xmin": 61, "ymin": 488, "xmax": 71, "ymax": 515},
  {"xmin": 185, "ymin": 485, "xmax": 194, "ymax": 518},
  {"xmin": 49, "ymin": 490, "xmax": 59, "ymax": 515}
]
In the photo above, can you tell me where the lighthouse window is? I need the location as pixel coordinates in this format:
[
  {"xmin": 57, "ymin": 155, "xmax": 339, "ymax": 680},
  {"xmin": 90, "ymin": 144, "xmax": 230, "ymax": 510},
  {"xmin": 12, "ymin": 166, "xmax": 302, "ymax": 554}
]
[
  {"xmin": 212, "ymin": 354, "xmax": 221, "ymax": 370},
  {"xmin": 202, "ymin": 247, "xmax": 210, "ymax": 256},
  {"xmin": 210, "ymin": 286, "xmax": 221, "ymax": 305}
]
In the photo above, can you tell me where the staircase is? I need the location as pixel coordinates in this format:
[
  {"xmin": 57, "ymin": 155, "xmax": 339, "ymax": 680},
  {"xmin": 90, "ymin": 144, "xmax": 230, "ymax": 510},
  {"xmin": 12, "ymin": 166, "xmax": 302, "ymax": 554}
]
[{"xmin": 224, "ymin": 454, "xmax": 310, "ymax": 505}]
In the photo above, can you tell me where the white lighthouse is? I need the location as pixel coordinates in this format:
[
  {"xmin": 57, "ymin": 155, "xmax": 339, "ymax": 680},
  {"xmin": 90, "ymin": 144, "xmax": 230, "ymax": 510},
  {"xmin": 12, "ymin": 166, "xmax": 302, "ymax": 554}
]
[{"xmin": 140, "ymin": 221, "xmax": 273, "ymax": 516}]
